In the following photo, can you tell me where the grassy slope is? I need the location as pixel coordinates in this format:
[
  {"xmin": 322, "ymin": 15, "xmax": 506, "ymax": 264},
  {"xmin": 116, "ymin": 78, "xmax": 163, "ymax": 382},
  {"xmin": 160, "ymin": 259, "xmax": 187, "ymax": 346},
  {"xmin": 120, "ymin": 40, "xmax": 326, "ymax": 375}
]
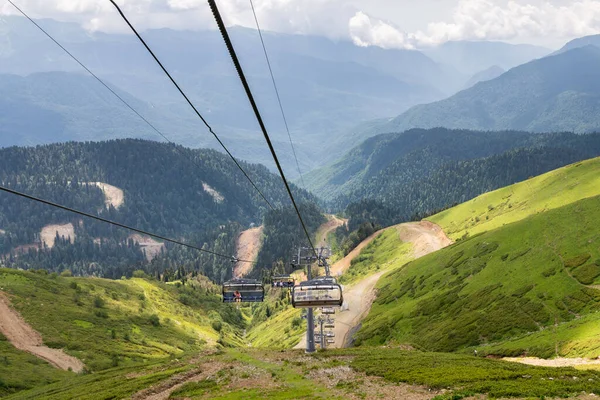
[
  {"xmin": 356, "ymin": 195, "xmax": 600, "ymax": 357},
  {"xmin": 0, "ymin": 332, "xmax": 71, "ymax": 397},
  {"xmin": 429, "ymin": 157, "xmax": 600, "ymax": 240},
  {"xmin": 10, "ymin": 347, "xmax": 600, "ymax": 400},
  {"xmin": 0, "ymin": 269, "xmax": 239, "ymax": 373},
  {"xmin": 339, "ymin": 227, "xmax": 413, "ymax": 285}
]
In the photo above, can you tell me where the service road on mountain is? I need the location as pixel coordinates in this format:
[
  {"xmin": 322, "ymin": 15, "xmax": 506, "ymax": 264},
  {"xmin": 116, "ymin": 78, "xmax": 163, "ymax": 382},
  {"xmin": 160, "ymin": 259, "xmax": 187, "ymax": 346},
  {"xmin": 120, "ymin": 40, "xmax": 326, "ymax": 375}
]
[
  {"xmin": 0, "ymin": 292, "xmax": 85, "ymax": 372},
  {"xmin": 297, "ymin": 221, "xmax": 452, "ymax": 349}
]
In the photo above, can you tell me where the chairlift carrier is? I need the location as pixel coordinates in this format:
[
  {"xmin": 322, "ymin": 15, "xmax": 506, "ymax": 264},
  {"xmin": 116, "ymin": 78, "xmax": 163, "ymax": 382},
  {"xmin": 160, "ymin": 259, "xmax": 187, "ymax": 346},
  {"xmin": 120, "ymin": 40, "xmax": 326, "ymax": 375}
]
[
  {"xmin": 222, "ymin": 278, "xmax": 264, "ymax": 303},
  {"xmin": 271, "ymin": 274, "xmax": 295, "ymax": 288},
  {"xmin": 291, "ymin": 277, "xmax": 343, "ymax": 308}
]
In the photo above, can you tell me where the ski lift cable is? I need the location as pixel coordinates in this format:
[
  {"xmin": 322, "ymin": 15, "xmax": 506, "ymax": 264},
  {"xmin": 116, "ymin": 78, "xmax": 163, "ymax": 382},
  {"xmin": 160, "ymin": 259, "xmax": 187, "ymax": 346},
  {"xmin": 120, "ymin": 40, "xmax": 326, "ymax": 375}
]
[
  {"xmin": 8, "ymin": 0, "xmax": 275, "ymax": 211},
  {"xmin": 248, "ymin": 0, "xmax": 306, "ymax": 189},
  {"xmin": 102, "ymin": 0, "xmax": 276, "ymax": 211},
  {"xmin": 0, "ymin": 185, "xmax": 257, "ymax": 263},
  {"xmin": 207, "ymin": 0, "xmax": 318, "ymax": 258}
]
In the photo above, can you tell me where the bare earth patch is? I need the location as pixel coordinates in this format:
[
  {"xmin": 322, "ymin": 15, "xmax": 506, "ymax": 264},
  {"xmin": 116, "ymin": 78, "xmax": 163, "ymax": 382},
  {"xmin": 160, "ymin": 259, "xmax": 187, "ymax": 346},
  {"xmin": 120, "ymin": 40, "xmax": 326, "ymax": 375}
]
[
  {"xmin": 89, "ymin": 182, "xmax": 124, "ymax": 209},
  {"xmin": 202, "ymin": 182, "xmax": 224, "ymax": 203},
  {"xmin": 129, "ymin": 234, "xmax": 165, "ymax": 261},
  {"xmin": 308, "ymin": 364, "xmax": 437, "ymax": 400},
  {"xmin": 234, "ymin": 226, "xmax": 263, "ymax": 278},
  {"xmin": 504, "ymin": 357, "xmax": 600, "ymax": 368},
  {"xmin": 0, "ymin": 292, "xmax": 85, "ymax": 372},
  {"xmin": 40, "ymin": 223, "xmax": 75, "ymax": 249}
]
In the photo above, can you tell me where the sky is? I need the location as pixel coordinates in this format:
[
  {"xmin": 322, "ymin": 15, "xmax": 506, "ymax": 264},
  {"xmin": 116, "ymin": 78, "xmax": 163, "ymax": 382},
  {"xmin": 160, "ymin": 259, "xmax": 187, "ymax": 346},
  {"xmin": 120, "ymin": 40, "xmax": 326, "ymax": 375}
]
[{"xmin": 2, "ymin": 0, "xmax": 600, "ymax": 49}]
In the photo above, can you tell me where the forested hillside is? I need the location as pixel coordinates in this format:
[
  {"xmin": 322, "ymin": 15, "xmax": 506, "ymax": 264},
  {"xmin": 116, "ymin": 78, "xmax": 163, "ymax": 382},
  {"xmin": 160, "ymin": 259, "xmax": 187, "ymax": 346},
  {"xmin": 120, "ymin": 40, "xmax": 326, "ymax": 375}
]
[
  {"xmin": 307, "ymin": 128, "xmax": 600, "ymax": 239},
  {"xmin": 0, "ymin": 140, "xmax": 319, "ymax": 281}
]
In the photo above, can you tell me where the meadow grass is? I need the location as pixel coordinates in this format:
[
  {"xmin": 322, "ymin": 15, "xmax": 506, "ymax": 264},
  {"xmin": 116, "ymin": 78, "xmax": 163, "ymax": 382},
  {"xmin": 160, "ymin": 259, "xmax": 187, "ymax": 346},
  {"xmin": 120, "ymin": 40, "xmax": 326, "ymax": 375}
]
[
  {"xmin": 339, "ymin": 227, "xmax": 413, "ymax": 285},
  {"xmin": 337, "ymin": 348, "xmax": 600, "ymax": 399},
  {"xmin": 355, "ymin": 195, "xmax": 600, "ymax": 357},
  {"xmin": 0, "ymin": 332, "xmax": 71, "ymax": 397},
  {"xmin": 429, "ymin": 156, "xmax": 600, "ymax": 240},
  {"xmin": 0, "ymin": 269, "xmax": 234, "ymax": 372}
]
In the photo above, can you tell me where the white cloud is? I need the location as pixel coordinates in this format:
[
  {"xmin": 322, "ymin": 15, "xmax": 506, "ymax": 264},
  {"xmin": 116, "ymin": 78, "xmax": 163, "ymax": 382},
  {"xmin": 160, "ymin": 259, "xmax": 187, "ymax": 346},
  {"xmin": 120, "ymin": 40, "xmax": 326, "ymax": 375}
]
[
  {"xmin": 3, "ymin": 0, "xmax": 600, "ymax": 49},
  {"xmin": 349, "ymin": 11, "xmax": 414, "ymax": 49},
  {"xmin": 414, "ymin": 0, "xmax": 600, "ymax": 46}
]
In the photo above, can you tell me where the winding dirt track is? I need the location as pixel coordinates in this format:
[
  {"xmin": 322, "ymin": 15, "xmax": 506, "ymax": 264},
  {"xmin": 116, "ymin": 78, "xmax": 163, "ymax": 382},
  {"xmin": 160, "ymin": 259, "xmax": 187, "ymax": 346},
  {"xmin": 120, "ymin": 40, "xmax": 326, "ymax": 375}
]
[
  {"xmin": 296, "ymin": 221, "xmax": 452, "ymax": 350},
  {"xmin": 315, "ymin": 215, "xmax": 347, "ymax": 248},
  {"xmin": 0, "ymin": 292, "xmax": 85, "ymax": 372}
]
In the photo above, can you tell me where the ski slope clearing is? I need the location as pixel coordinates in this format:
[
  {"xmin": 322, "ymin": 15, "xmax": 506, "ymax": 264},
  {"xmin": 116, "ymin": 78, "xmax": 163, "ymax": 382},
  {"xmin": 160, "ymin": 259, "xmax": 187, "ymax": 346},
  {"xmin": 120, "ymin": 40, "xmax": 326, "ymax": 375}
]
[
  {"xmin": 89, "ymin": 182, "xmax": 124, "ymax": 209},
  {"xmin": 0, "ymin": 292, "xmax": 85, "ymax": 372},
  {"xmin": 129, "ymin": 234, "xmax": 165, "ymax": 261},
  {"xmin": 429, "ymin": 157, "xmax": 600, "ymax": 240},
  {"xmin": 234, "ymin": 226, "xmax": 263, "ymax": 278},
  {"xmin": 40, "ymin": 223, "xmax": 75, "ymax": 249}
]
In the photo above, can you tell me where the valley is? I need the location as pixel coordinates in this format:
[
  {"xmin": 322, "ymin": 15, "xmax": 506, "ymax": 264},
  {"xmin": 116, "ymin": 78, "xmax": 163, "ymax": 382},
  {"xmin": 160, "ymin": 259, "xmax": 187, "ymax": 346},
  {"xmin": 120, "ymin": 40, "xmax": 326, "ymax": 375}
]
[{"xmin": 5, "ymin": 7, "xmax": 600, "ymax": 399}]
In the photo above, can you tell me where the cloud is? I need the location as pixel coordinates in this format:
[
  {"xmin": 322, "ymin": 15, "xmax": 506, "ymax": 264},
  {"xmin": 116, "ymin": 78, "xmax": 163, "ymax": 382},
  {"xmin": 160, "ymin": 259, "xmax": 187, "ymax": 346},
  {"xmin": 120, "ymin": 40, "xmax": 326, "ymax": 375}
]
[
  {"xmin": 3, "ymin": 0, "xmax": 600, "ymax": 49},
  {"xmin": 349, "ymin": 11, "xmax": 414, "ymax": 49},
  {"xmin": 412, "ymin": 0, "xmax": 600, "ymax": 46}
]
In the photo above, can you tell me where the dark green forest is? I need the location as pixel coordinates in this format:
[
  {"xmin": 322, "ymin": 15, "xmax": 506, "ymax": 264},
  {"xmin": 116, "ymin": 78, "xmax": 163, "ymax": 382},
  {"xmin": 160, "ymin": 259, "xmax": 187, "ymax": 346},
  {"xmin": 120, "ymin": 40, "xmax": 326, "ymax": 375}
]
[
  {"xmin": 336, "ymin": 130, "xmax": 600, "ymax": 230},
  {"xmin": 0, "ymin": 139, "xmax": 319, "ymax": 281}
]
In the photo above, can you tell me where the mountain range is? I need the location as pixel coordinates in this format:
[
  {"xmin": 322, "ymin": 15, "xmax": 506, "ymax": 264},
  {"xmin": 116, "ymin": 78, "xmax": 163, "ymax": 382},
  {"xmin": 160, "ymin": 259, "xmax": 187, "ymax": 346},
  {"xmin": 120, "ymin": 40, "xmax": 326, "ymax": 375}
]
[
  {"xmin": 0, "ymin": 15, "xmax": 555, "ymax": 172},
  {"xmin": 365, "ymin": 40, "xmax": 600, "ymax": 136}
]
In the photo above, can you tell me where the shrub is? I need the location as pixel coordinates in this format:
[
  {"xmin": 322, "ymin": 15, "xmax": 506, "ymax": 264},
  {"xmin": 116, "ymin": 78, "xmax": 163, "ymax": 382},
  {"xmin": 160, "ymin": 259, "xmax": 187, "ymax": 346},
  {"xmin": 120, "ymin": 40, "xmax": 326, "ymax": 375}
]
[
  {"xmin": 93, "ymin": 296, "xmax": 105, "ymax": 308},
  {"xmin": 148, "ymin": 314, "xmax": 160, "ymax": 326},
  {"xmin": 211, "ymin": 321, "xmax": 222, "ymax": 332},
  {"xmin": 60, "ymin": 270, "xmax": 72, "ymax": 277},
  {"xmin": 565, "ymin": 254, "xmax": 591, "ymax": 269},
  {"xmin": 572, "ymin": 263, "xmax": 600, "ymax": 285}
]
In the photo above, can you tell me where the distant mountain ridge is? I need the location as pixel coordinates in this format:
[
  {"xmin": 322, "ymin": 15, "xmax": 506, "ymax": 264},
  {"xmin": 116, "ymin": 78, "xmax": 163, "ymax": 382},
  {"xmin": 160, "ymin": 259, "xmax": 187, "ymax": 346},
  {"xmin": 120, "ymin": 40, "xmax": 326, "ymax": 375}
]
[
  {"xmin": 0, "ymin": 16, "xmax": 452, "ymax": 172},
  {"xmin": 376, "ymin": 46, "xmax": 600, "ymax": 134}
]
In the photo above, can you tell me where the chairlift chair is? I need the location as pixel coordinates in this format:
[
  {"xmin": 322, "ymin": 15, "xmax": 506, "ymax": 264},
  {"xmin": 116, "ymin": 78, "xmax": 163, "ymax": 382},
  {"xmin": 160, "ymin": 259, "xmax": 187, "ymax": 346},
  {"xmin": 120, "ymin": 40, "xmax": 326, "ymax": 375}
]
[
  {"xmin": 325, "ymin": 323, "xmax": 335, "ymax": 329},
  {"xmin": 271, "ymin": 274, "xmax": 295, "ymax": 288},
  {"xmin": 222, "ymin": 278, "xmax": 264, "ymax": 303},
  {"xmin": 325, "ymin": 331, "xmax": 335, "ymax": 338},
  {"xmin": 327, "ymin": 339, "xmax": 335, "ymax": 344},
  {"xmin": 321, "ymin": 307, "xmax": 336, "ymax": 315},
  {"xmin": 291, "ymin": 278, "xmax": 343, "ymax": 308}
]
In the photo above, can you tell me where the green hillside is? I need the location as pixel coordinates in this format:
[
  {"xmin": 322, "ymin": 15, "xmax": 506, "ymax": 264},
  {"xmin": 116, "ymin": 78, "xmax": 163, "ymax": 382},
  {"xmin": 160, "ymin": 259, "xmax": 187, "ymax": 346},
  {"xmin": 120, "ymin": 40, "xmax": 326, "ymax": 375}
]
[
  {"xmin": 0, "ymin": 268, "xmax": 243, "ymax": 376},
  {"xmin": 355, "ymin": 193, "xmax": 600, "ymax": 357},
  {"xmin": 383, "ymin": 46, "xmax": 600, "ymax": 134},
  {"xmin": 429, "ymin": 157, "xmax": 600, "ymax": 240}
]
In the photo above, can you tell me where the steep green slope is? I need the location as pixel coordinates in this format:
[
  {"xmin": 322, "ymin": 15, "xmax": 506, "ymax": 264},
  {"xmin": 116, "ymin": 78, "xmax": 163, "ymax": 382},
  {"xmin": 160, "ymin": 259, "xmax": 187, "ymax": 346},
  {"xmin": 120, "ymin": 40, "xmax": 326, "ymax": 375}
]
[
  {"xmin": 383, "ymin": 46, "xmax": 600, "ymax": 134},
  {"xmin": 429, "ymin": 157, "xmax": 600, "ymax": 240},
  {"xmin": 356, "ymin": 195, "xmax": 600, "ymax": 357},
  {"xmin": 0, "ymin": 268, "xmax": 243, "ymax": 373}
]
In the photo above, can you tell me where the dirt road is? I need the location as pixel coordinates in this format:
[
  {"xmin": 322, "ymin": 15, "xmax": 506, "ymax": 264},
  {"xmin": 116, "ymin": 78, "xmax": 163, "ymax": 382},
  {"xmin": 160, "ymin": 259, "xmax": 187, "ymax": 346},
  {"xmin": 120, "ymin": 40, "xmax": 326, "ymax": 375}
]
[
  {"xmin": 330, "ymin": 230, "xmax": 384, "ymax": 277},
  {"xmin": 296, "ymin": 222, "xmax": 452, "ymax": 350},
  {"xmin": 0, "ymin": 292, "xmax": 85, "ymax": 372},
  {"xmin": 234, "ymin": 226, "xmax": 263, "ymax": 278},
  {"xmin": 315, "ymin": 215, "xmax": 347, "ymax": 248}
]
